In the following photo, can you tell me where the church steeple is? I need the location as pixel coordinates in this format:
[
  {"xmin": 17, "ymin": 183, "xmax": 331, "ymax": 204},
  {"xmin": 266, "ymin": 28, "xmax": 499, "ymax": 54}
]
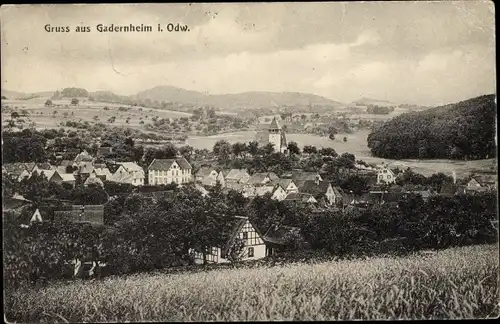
[{"xmin": 269, "ymin": 117, "xmax": 281, "ymax": 130}]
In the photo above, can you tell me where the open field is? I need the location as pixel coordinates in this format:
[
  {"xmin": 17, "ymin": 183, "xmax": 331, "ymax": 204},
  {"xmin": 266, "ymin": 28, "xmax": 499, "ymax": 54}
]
[
  {"xmin": 2, "ymin": 99, "xmax": 192, "ymax": 129},
  {"xmin": 186, "ymin": 130, "xmax": 497, "ymax": 178},
  {"xmin": 5, "ymin": 244, "xmax": 498, "ymax": 322}
]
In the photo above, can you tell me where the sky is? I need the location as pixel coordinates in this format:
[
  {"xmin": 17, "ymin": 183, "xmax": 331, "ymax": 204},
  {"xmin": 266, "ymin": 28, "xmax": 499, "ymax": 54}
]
[{"xmin": 0, "ymin": 2, "xmax": 496, "ymax": 105}]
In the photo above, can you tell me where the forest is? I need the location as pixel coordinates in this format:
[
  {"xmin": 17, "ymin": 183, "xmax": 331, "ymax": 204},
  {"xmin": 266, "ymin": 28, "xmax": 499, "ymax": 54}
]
[{"xmin": 367, "ymin": 94, "xmax": 496, "ymax": 160}]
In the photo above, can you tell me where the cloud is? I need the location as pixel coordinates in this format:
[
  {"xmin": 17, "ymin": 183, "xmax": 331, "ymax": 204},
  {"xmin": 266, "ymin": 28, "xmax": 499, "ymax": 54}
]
[{"xmin": 0, "ymin": 3, "xmax": 495, "ymax": 106}]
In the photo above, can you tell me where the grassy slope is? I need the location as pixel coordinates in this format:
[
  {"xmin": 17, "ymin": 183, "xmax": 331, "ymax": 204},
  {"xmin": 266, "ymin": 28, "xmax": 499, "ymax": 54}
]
[
  {"xmin": 5, "ymin": 244, "xmax": 499, "ymax": 322},
  {"xmin": 1, "ymin": 99, "xmax": 192, "ymax": 129}
]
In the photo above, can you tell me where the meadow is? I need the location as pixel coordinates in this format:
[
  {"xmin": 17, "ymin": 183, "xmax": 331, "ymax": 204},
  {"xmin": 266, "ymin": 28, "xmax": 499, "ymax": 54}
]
[
  {"xmin": 186, "ymin": 130, "xmax": 497, "ymax": 177},
  {"xmin": 5, "ymin": 244, "xmax": 499, "ymax": 322}
]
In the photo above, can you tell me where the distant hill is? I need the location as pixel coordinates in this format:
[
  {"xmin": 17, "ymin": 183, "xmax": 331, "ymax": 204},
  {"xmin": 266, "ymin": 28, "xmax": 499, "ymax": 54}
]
[
  {"xmin": 1, "ymin": 90, "xmax": 54, "ymax": 100},
  {"xmin": 135, "ymin": 86, "xmax": 343, "ymax": 111},
  {"xmin": 3, "ymin": 85, "xmax": 344, "ymax": 112},
  {"xmin": 353, "ymin": 97, "xmax": 397, "ymax": 107},
  {"xmin": 367, "ymin": 94, "xmax": 496, "ymax": 160}
]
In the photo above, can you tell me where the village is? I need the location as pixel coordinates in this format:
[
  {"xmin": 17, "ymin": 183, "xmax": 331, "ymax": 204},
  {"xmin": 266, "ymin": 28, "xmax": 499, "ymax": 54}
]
[{"xmin": 3, "ymin": 116, "xmax": 497, "ymax": 268}]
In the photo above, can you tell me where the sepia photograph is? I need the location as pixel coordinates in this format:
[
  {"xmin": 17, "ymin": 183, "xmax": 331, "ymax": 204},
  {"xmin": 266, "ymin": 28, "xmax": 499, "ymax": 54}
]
[{"xmin": 1, "ymin": 2, "xmax": 498, "ymax": 321}]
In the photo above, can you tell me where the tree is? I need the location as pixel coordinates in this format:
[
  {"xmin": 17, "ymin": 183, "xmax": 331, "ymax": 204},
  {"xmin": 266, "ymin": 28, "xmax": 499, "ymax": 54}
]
[
  {"xmin": 329, "ymin": 133, "xmax": 336, "ymax": 140},
  {"xmin": 178, "ymin": 145, "xmax": 194, "ymax": 161},
  {"xmin": 44, "ymin": 99, "xmax": 53, "ymax": 107},
  {"xmin": 341, "ymin": 175, "xmax": 368, "ymax": 195},
  {"xmin": 226, "ymin": 238, "xmax": 245, "ymax": 264},
  {"xmin": 213, "ymin": 140, "xmax": 232, "ymax": 161},
  {"xmin": 232, "ymin": 142, "xmax": 247, "ymax": 157},
  {"xmin": 319, "ymin": 147, "xmax": 338, "ymax": 157},
  {"xmin": 11, "ymin": 111, "xmax": 20, "ymax": 119},
  {"xmin": 261, "ymin": 143, "xmax": 275, "ymax": 156},
  {"xmin": 71, "ymin": 98, "xmax": 79, "ymax": 105},
  {"xmin": 303, "ymin": 145, "xmax": 318, "ymax": 155},
  {"xmin": 287, "ymin": 141, "xmax": 301, "ymax": 155},
  {"xmin": 247, "ymin": 141, "xmax": 260, "ymax": 156},
  {"xmin": 93, "ymin": 116, "xmax": 99, "ymax": 122},
  {"xmin": 343, "ymin": 137, "xmax": 348, "ymax": 142}
]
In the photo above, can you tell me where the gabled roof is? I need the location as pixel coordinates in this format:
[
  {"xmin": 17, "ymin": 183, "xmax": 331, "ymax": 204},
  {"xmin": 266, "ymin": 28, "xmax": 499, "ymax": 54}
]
[
  {"xmin": 109, "ymin": 170, "xmax": 134, "ymax": 184},
  {"xmin": 94, "ymin": 167, "xmax": 113, "ymax": 178},
  {"xmin": 472, "ymin": 174, "xmax": 497, "ymax": 186},
  {"xmin": 60, "ymin": 173, "xmax": 76, "ymax": 182},
  {"xmin": 290, "ymin": 170, "xmax": 321, "ymax": 182},
  {"xmin": 148, "ymin": 157, "xmax": 192, "ymax": 170},
  {"xmin": 247, "ymin": 173, "xmax": 272, "ymax": 185},
  {"xmin": 77, "ymin": 162, "xmax": 95, "ymax": 174},
  {"xmin": 117, "ymin": 162, "xmax": 144, "ymax": 172},
  {"xmin": 271, "ymin": 178, "xmax": 296, "ymax": 189},
  {"xmin": 74, "ymin": 150, "xmax": 94, "ymax": 163},
  {"xmin": 84, "ymin": 175, "xmax": 104, "ymax": 187},
  {"xmin": 255, "ymin": 185, "xmax": 274, "ymax": 196},
  {"xmin": 223, "ymin": 169, "xmax": 249, "ymax": 181},
  {"xmin": 221, "ymin": 216, "xmax": 265, "ymax": 258},
  {"xmin": 34, "ymin": 169, "xmax": 56, "ymax": 180},
  {"xmin": 298, "ymin": 180, "xmax": 331, "ymax": 197},
  {"xmin": 195, "ymin": 166, "xmax": 217, "ymax": 178}
]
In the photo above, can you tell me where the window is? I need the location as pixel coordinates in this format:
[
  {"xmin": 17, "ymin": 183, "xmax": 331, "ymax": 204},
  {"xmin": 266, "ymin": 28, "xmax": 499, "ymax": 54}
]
[
  {"xmin": 248, "ymin": 247, "xmax": 254, "ymax": 257},
  {"xmin": 242, "ymin": 232, "xmax": 248, "ymax": 239},
  {"xmin": 387, "ymin": 175, "xmax": 392, "ymax": 179}
]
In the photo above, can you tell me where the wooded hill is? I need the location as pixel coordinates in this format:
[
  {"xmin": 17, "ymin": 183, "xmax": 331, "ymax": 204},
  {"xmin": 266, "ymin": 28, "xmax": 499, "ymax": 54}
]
[{"xmin": 367, "ymin": 94, "xmax": 496, "ymax": 160}]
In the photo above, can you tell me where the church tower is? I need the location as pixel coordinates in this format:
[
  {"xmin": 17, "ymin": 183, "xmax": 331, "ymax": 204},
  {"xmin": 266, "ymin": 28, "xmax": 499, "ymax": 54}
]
[{"xmin": 268, "ymin": 117, "xmax": 287, "ymax": 153}]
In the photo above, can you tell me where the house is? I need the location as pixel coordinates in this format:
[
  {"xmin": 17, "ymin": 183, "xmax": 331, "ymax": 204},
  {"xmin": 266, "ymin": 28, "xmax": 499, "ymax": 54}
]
[
  {"xmin": 271, "ymin": 185, "xmax": 288, "ymax": 201},
  {"xmin": 110, "ymin": 162, "xmax": 145, "ymax": 186},
  {"xmin": 439, "ymin": 183, "xmax": 466, "ymax": 196},
  {"xmin": 18, "ymin": 208, "xmax": 44, "ymax": 228},
  {"xmin": 59, "ymin": 173, "xmax": 77, "ymax": 186},
  {"xmin": 93, "ymin": 166, "xmax": 113, "ymax": 182},
  {"xmin": 298, "ymin": 180, "xmax": 343, "ymax": 205},
  {"xmin": 348, "ymin": 193, "xmax": 373, "ymax": 208},
  {"xmin": 76, "ymin": 162, "xmax": 95, "ymax": 177},
  {"xmin": 74, "ymin": 150, "xmax": 94, "ymax": 163},
  {"xmin": 54, "ymin": 205, "xmax": 104, "ymax": 226},
  {"xmin": 263, "ymin": 224, "xmax": 308, "ymax": 256},
  {"xmin": 271, "ymin": 178, "xmax": 299, "ymax": 193},
  {"xmin": 467, "ymin": 174, "xmax": 497, "ymax": 191},
  {"xmin": 284, "ymin": 192, "xmax": 318, "ymax": 203},
  {"xmin": 84, "ymin": 173, "xmax": 104, "ymax": 187},
  {"xmin": 3, "ymin": 163, "xmax": 33, "ymax": 181},
  {"xmin": 31, "ymin": 168, "xmax": 56, "ymax": 181},
  {"xmin": 191, "ymin": 216, "xmax": 267, "ymax": 264},
  {"xmin": 283, "ymin": 170, "xmax": 323, "ymax": 183},
  {"xmin": 48, "ymin": 170, "xmax": 64, "ymax": 184},
  {"xmin": 148, "ymin": 157, "xmax": 192, "ymax": 185},
  {"xmin": 195, "ymin": 166, "xmax": 219, "ymax": 182},
  {"xmin": 247, "ymin": 172, "xmax": 279, "ymax": 186},
  {"xmin": 222, "ymin": 169, "xmax": 251, "ymax": 185},
  {"xmin": 195, "ymin": 166, "xmax": 225, "ymax": 187},
  {"xmin": 376, "ymin": 165, "xmax": 396, "ymax": 184}
]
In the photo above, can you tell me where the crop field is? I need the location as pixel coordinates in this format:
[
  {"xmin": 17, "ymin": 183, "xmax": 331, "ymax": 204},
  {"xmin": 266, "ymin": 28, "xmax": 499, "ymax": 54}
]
[
  {"xmin": 1, "ymin": 98, "xmax": 192, "ymax": 130},
  {"xmin": 5, "ymin": 244, "xmax": 499, "ymax": 322}
]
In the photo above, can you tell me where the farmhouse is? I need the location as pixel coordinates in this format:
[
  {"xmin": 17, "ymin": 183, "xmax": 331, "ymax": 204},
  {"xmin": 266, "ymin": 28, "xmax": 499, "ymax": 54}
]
[
  {"xmin": 298, "ymin": 180, "xmax": 343, "ymax": 205},
  {"xmin": 222, "ymin": 169, "xmax": 251, "ymax": 185},
  {"xmin": 376, "ymin": 164, "xmax": 396, "ymax": 184},
  {"xmin": 74, "ymin": 150, "xmax": 94, "ymax": 163},
  {"xmin": 192, "ymin": 216, "xmax": 266, "ymax": 264},
  {"xmin": 466, "ymin": 174, "xmax": 497, "ymax": 192},
  {"xmin": 148, "ymin": 157, "xmax": 192, "ymax": 185},
  {"xmin": 195, "ymin": 166, "xmax": 224, "ymax": 187},
  {"xmin": 108, "ymin": 162, "xmax": 145, "ymax": 186},
  {"xmin": 271, "ymin": 178, "xmax": 299, "ymax": 194}
]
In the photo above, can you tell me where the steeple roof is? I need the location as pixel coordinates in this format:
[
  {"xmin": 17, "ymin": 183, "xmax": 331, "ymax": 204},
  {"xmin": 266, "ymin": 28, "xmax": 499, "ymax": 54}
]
[{"xmin": 270, "ymin": 117, "xmax": 281, "ymax": 130}]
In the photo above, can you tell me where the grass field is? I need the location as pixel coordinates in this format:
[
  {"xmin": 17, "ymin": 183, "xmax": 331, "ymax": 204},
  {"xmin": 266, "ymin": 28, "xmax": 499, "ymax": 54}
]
[
  {"xmin": 186, "ymin": 130, "xmax": 497, "ymax": 177},
  {"xmin": 5, "ymin": 244, "xmax": 499, "ymax": 322}
]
